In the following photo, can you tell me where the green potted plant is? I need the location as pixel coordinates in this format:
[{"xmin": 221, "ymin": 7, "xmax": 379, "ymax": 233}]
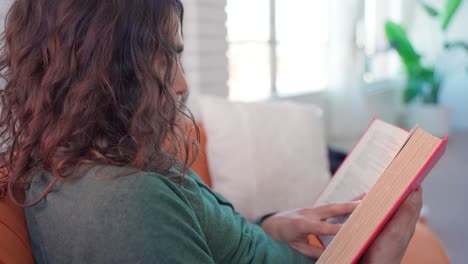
[{"xmin": 385, "ymin": 0, "xmax": 464, "ymax": 136}]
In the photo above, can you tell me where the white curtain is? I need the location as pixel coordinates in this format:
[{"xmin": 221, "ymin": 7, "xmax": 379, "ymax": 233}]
[
  {"xmin": 401, "ymin": 0, "xmax": 418, "ymax": 28},
  {"xmin": 326, "ymin": 0, "xmax": 371, "ymax": 150},
  {"xmin": 326, "ymin": 0, "xmax": 420, "ymax": 151}
]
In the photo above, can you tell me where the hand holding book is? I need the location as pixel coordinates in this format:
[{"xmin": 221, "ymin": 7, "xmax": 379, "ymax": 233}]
[
  {"xmin": 260, "ymin": 201, "xmax": 359, "ymax": 258},
  {"xmin": 316, "ymin": 119, "xmax": 447, "ymax": 263},
  {"xmin": 260, "ymin": 119, "xmax": 445, "ymax": 263},
  {"xmin": 359, "ymin": 187, "xmax": 423, "ymax": 264},
  {"xmin": 260, "ymin": 187, "xmax": 423, "ymax": 263}
]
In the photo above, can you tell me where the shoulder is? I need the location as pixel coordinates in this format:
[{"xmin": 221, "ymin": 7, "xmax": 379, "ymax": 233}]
[
  {"xmin": 25, "ymin": 165, "xmax": 215, "ymax": 263},
  {"xmin": 71, "ymin": 165, "xmax": 206, "ymax": 215},
  {"xmin": 25, "ymin": 165, "xmax": 209, "ymax": 225}
]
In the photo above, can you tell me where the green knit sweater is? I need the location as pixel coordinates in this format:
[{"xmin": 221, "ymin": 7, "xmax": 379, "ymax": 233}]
[{"xmin": 25, "ymin": 165, "xmax": 315, "ymax": 263}]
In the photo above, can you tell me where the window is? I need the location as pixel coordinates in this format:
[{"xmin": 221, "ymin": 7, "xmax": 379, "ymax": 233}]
[
  {"xmin": 226, "ymin": 0, "xmax": 271, "ymax": 101},
  {"xmin": 362, "ymin": 0, "xmax": 403, "ymax": 82},
  {"xmin": 226, "ymin": 0, "xmax": 404, "ymax": 101},
  {"xmin": 226, "ymin": 0, "xmax": 329, "ymax": 101}
]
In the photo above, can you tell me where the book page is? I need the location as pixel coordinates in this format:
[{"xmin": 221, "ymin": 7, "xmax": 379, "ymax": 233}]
[
  {"xmin": 314, "ymin": 119, "xmax": 409, "ymax": 207},
  {"xmin": 314, "ymin": 120, "xmax": 409, "ymax": 246}
]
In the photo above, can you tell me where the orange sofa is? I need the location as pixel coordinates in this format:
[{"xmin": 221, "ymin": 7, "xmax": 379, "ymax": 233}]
[
  {"xmin": 0, "ymin": 124, "xmax": 451, "ymax": 263},
  {"xmin": 0, "ymin": 194, "xmax": 34, "ymax": 264}
]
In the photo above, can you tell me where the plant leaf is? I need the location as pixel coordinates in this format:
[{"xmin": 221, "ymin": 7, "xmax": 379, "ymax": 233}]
[
  {"xmin": 444, "ymin": 41, "xmax": 468, "ymax": 51},
  {"xmin": 428, "ymin": 83, "xmax": 440, "ymax": 104},
  {"xmin": 405, "ymin": 66, "xmax": 437, "ymax": 104},
  {"xmin": 404, "ymin": 79, "xmax": 422, "ymax": 104},
  {"xmin": 419, "ymin": 0, "xmax": 440, "ymax": 17},
  {"xmin": 415, "ymin": 66, "xmax": 435, "ymax": 80},
  {"xmin": 440, "ymin": 0, "xmax": 463, "ymax": 31},
  {"xmin": 385, "ymin": 21, "xmax": 421, "ymax": 70}
]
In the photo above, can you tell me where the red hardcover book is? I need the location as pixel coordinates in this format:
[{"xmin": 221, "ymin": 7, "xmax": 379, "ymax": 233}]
[{"xmin": 313, "ymin": 119, "xmax": 447, "ymax": 264}]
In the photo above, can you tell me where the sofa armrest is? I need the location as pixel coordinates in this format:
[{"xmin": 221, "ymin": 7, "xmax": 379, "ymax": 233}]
[{"xmin": 308, "ymin": 222, "xmax": 450, "ymax": 264}]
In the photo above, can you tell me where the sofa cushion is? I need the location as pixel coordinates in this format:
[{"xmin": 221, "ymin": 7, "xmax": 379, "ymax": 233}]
[
  {"xmin": 0, "ymin": 194, "xmax": 34, "ymax": 264},
  {"xmin": 199, "ymin": 95, "xmax": 330, "ymax": 221},
  {"xmin": 401, "ymin": 222, "xmax": 451, "ymax": 264}
]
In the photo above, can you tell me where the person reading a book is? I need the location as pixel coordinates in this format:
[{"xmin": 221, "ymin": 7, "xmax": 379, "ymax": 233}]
[{"xmin": 0, "ymin": 0, "xmax": 423, "ymax": 263}]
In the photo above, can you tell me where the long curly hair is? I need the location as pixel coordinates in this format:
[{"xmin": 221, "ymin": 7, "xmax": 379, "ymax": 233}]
[{"xmin": 0, "ymin": 0, "xmax": 199, "ymax": 205}]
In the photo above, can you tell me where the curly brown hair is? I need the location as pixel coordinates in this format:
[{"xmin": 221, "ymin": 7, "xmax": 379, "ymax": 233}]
[{"xmin": 0, "ymin": 0, "xmax": 199, "ymax": 205}]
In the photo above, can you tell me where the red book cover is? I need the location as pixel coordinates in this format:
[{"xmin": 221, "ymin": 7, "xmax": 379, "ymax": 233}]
[
  {"xmin": 312, "ymin": 119, "xmax": 448, "ymax": 263},
  {"xmin": 350, "ymin": 136, "xmax": 448, "ymax": 263},
  {"xmin": 310, "ymin": 118, "xmax": 409, "ymax": 249}
]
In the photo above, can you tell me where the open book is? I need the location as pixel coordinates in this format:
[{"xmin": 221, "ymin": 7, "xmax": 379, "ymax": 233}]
[{"xmin": 315, "ymin": 118, "xmax": 448, "ymax": 264}]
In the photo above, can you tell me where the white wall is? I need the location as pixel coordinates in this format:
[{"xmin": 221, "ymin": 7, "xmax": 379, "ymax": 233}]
[
  {"xmin": 181, "ymin": 0, "xmax": 228, "ymax": 97},
  {"xmin": 0, "ymin": 0, "xmax": 12, "ymax": 29},
  {"xmin": 181, "ymin": 0, "xmax": 229, "ymax": 119},
  {"xmin": 0, "ymin": 0, "xmax": 12, "ymax": 91}
]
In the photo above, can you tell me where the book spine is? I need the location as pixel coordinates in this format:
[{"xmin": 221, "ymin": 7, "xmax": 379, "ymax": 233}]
[
  {"xmin": 350, "ymin": 136, "xmax": 448, "ymax": 264},
  {"xmin": 313, "ymin": 118, "xmax": 407, "ymax": 249}
]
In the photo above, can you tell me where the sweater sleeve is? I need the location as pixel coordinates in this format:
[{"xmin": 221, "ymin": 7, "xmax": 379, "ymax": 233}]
[
  {"xmin": 186, "ymin": 170, "xmax": 316, "ymax": 264},
  {"xmin": 118, "ymin": 171, "xmax": 315, "ymax": 263},
  {"xmin": 118, "ymin": 173, "xmax": 217, "ymax": 263}
]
